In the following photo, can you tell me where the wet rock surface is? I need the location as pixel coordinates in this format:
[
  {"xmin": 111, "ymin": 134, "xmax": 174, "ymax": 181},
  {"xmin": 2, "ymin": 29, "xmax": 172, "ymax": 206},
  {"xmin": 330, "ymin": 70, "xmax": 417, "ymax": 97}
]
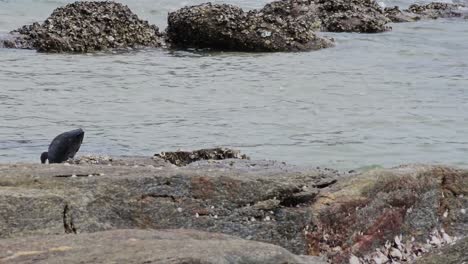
[
  {"xmin": 0, "ymin": 158, "xmax": 340, "ymax": 254},
  {"xmin": 0, "ymin": 229, "xmax": 325, "ymax": 264},
  {"xmin": 4, "ymin": 1, "xmax": 163, "ymax": 52},
  {"xmin": 166, "ymin": 2, "xmax": 333, "ymax": 52},
  {"xmin": 154, "ymin": 147, "xmax": 249, "ymax": 166},
  {"xmin": 308, "ymin": 165, "xmax": 468, "ymax": 263},
  {"xmin": 384, "ymin": 6, "xmax": 420, "ymax": 23},
  {"xmin": 406, "ymin": 2, "xmax": 467, "ymax": 20},
  {"xmin": 313, "ymin": 0, "xmax": 390, "ymax": 33}
]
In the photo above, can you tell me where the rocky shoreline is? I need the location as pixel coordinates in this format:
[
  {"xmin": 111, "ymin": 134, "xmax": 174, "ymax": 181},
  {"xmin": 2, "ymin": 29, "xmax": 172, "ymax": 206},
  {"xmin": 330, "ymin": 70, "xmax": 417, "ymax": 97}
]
[
  {"xmin": 0, "ymin": 154, "xmax": 466, "ymax": 263},
  {"xmin": 0, "ymin": 0, "xmax": 467, "ymax": 53}
]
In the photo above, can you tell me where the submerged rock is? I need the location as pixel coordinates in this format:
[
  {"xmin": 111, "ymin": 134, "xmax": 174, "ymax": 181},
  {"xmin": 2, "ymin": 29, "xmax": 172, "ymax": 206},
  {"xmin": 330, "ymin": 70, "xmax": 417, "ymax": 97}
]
[
  {"xmin": 406, "ymin": 2, "xmax": 467, "ymax": 20},
  {"xmin": 313, "ymin": 0, "xmax": 390, "ymax": 33},
  {"xmin": 5, "ymin": 1, "xmax": 163, "ymax": 52},
  {"xmin": 384, "ymin": 6, "xmax": 420, "ymax": 23},
  {"xmin": 166, "ymin": 2, "xmax": 333, "ymax": 52},
  {"xmin": 155, "ymin": 147, "xmax": 249, "ymax": 166}
]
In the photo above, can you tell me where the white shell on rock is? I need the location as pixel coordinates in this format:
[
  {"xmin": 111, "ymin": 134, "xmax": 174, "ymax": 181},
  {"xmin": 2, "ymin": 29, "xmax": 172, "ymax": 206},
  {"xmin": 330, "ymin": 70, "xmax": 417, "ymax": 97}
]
[
  {"xmin": 349, "ymin": 255, "xmax": 361, "ymax": 264},
  {"xmin": 389, "ymin": 248, "xmax": 403, "ymax": 260}
]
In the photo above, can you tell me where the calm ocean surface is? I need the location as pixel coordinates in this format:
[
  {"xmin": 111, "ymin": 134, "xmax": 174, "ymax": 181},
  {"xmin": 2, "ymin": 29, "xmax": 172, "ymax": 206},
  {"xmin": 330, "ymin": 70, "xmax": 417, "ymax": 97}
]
[{"xmin": 1, "ymin": 0, "xmax": 467, "ymax": 169}]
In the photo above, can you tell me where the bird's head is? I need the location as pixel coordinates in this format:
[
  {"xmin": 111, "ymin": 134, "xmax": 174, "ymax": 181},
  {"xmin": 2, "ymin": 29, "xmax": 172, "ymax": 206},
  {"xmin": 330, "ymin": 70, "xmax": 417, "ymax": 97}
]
[{"xmin": 40, "ymin": 152, "xmax": 48, "ymax": 164}]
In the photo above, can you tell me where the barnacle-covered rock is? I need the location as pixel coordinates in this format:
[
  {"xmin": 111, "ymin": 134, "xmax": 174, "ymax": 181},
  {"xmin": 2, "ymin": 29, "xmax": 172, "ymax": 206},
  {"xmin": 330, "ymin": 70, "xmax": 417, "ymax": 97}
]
[
  {"xmin": 4, "ymin": 1, "xmax": 163, "ymax": 52},
  {"xmin": 166, "ymin": 2, "xmax": 333, "ymax": 52},
  {"xmin": 406, "ymin": 2, "xmax": 467, "ymax": 20},
  {"xmin": 313, "ymin": 0, "xmax": 390, "ymax": 33},
  {"xmin": 384, "ymin": 6, "xmax": 420, "ymax": 23},
  {"xmin": 155, "ymin": 147, "xmax": 249, "ymax": 166}
]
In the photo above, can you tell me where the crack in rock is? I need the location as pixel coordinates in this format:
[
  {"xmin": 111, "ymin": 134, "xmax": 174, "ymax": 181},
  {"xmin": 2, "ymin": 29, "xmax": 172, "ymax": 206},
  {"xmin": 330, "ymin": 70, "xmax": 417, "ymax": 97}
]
[{"xmin": 63, "ymin": 204, "xmax": 77, "ymax": 234}]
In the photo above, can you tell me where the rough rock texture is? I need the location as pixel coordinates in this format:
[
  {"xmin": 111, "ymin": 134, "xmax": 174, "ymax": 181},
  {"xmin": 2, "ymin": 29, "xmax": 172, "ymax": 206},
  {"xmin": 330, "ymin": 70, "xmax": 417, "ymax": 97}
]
[
  {"xmin": 384, "ymin": 6, "xmax": 420, "ymax": 23},
  {"xmin": 406, "ymin": 2, "xmax": 467, "ymax": 20},
  {"xmin": 1, "ymin": 159, "xmax": 466, "ymax": 262},
  {"xmin": 166, "ymin": 2, "xmax": 333, "ymax": 52},
  {"xmin": 0, "ymin": 158, "xmax": 339, "ymax": 254},
  {"xmin": 307, "ymin": 165, "xmax": 468, "ymax": 263},
  {"xmin": 154, "ymin": 148, "xmax": 249, "ymax": 166},
  {"xmin": 415, "ymin": 237, "xmax": 468, "ymax": 264},
  {"xmin": 4, "ymin": 1, "xmax": 163, "ymax": 52},
  {"xmin": 313, "ymin": 0, "xmax": 390, "ymax": 33},
  {"xmin": 0, "ymin": 229, "xmax": 325, "ymax": 264}
]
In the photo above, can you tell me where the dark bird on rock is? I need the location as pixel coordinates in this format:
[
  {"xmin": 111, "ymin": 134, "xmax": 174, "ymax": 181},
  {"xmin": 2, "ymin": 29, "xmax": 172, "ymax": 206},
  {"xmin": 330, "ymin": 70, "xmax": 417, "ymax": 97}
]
[{"xmin": 40, "ymin": 128, "xmax": 85, "ymax": 164}]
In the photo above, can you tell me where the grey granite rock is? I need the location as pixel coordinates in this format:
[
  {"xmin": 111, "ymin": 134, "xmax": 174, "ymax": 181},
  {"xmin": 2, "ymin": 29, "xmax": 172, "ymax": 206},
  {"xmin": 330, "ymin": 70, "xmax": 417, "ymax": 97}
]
[
  {"xmin": 0, "ymin": 158, "xmax": 339, "ymax": 254},
  {"xmin": 0, "ymin": 229, "xmax": 326, "ymax": 264}
]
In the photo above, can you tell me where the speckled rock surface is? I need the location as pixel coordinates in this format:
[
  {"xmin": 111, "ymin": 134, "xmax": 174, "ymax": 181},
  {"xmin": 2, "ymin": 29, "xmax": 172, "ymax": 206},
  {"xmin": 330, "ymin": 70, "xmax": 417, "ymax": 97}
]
[
  {"xmin": 406, "ymin": 2, "xmax": 467, "ymax": 20},
  {"xmin": 307, "ymin": 165, "xmax": 468, "ymax": 263},
  {"xmin": 3, "ymin": 1, "xmax": 163, "ymax": 52},
  {"xmin": 155, "ymin": 147, "xmax": 249, "ymax": 166},
  {"xmin": 1, "ymin": 159, "xmax": 466, "ymax": 262},
  {"xmin": 415, "ymin": 237, "xmax": 468, "ymax": 264},
  {"xmin": 384, "ymin": 6, "xmax": 420, "ymax": 23},
  {"xmin": 166, "ymin": 2, "xmax": 333, "ymax": 52},
  {"xmin": 0, "ymin": 158, "xmax": 339, "ymax": 254},
  {"xmin": 0, "ymin": 229, "xmax": 326, "ymax": 264},
  {"xmin": 313, "ymin": 0, "xmax": 390, "ymax": 33}
]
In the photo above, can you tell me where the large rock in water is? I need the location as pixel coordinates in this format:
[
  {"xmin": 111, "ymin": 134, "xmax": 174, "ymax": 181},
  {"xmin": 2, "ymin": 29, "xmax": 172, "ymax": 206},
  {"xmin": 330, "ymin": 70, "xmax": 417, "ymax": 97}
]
[
  {"xmin": 0, "ymin": 229, "xmax": 325, "ymax": 264},
  {"xmin": 406, "ymin": 2, "xmax": 468, "ymax": 20},
  {"xmin": 313, "ymin": 0, "xmax": 390, "ymax": 33},
  {"xmin": 384, "ymin": 6, "xmax": 421, "ymax": 23},
  {"xmin": 385, "ymin": 2, "xmax": 468, "ymax": 23},
  {"xmin": 166, "ymin": 2, "xmax": 333, "ymax": 52},
  {"xmin": 3, "ymin": 1, "xmax": 163, "ymax": 52}
]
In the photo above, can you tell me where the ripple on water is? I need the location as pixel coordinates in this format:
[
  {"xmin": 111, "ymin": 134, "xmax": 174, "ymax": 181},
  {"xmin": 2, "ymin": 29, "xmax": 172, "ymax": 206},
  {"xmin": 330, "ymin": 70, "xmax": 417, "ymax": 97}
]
[{"xmin": 0, "ymin": 1, "xmax": 468, "ymax": 169}]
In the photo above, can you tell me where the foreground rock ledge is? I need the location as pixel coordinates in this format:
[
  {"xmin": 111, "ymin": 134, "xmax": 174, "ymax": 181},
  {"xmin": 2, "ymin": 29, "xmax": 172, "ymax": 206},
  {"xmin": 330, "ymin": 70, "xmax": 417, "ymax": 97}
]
[
  {"xmin": 0, "ymin": 159, "xmax": 466, "ymax": 263},
  {"xmin": 0, "ymin": 229, "xmax": 325, "ymax": 264},
  {"xmin": 0, "ymin": 158, "xmax": 339, "ymax": 254}
]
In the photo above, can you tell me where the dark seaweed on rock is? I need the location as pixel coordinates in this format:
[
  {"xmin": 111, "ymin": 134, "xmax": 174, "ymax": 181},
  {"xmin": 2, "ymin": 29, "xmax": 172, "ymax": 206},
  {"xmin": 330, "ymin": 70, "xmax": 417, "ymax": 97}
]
[
  {"xmin": 166, "ymin": 2, "xmax": 333, "ymax": 52},
  {"xmin": 9, "ymin": 1, "xmax": 163, "ymax": 52},
  {"xmin": 155, "ymin": 147, "xmax": 249, "ymax": 166}
]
